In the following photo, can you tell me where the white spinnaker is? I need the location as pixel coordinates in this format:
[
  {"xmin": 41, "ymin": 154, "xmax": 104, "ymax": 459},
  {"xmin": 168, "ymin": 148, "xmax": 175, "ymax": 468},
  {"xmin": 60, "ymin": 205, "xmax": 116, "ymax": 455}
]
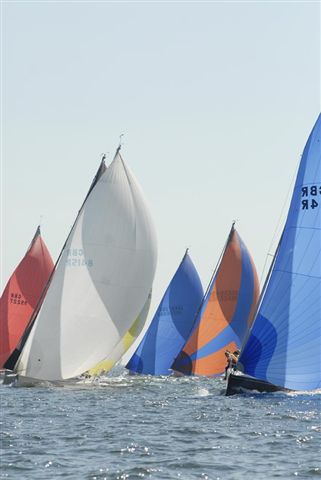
[{"xmin": 16, "ymin": 153, "xmax": 157, "ymax": 380}]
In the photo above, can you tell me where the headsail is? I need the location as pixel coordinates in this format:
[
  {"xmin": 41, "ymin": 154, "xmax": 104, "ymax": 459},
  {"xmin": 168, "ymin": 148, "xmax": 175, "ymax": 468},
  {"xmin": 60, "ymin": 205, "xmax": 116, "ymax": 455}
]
[
  {"xmin": 0, "ymin": 227, "xmax": 54, "ymax": 368},
  {"xmin": 6, "ymin": 150, "xmax": 157, "ymax": 380},
  {"xmin": 172, "ymin": 225, "xmax": 259, "ymax": 376},
  {"xmin": 86, "ymin": 291, "xmax": 152, "ymax": 376},
  {"xmin": 126, "ymin": 250, "xmax": 203, "ymax": 375},
  {"xmin": 238, "ymin": 114, "xmax": 321, "ymax": 390}
]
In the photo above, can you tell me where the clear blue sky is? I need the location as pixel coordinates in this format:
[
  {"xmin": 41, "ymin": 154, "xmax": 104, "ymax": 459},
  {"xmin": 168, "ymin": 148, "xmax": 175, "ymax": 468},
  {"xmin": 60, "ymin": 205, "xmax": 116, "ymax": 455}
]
[{"xmin": 1, "ymin": 1, "xmax": 320, "ymax": 323}]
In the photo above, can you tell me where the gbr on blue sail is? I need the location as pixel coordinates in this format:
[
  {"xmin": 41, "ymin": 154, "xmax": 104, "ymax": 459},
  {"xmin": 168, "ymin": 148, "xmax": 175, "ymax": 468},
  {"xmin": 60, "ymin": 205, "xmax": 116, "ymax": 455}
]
[{"xmin": 227, "ymin": 113, "xmax": 321, "ymax": 394}]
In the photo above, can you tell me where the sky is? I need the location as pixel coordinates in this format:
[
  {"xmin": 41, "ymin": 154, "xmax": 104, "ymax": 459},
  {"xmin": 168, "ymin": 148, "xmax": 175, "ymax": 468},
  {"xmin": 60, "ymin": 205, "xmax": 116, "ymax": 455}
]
[{"xmin": 1, "ymin": 1, "xmax": 320, "ymax": 337}]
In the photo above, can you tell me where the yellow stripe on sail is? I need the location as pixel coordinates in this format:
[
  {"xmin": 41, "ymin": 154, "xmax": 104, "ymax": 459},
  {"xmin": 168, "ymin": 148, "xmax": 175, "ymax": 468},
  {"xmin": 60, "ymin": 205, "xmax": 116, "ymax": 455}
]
[
  {"xmin": 86, "ymin": 359, "xmax": 115, "ymax": 377},
  {"xmin": 86, "ymin": 291, "xmax": 152, "ymax": 377},
  {"xmin": 121, "ymin": 315, "xmax": 143, "ymax": 351}
]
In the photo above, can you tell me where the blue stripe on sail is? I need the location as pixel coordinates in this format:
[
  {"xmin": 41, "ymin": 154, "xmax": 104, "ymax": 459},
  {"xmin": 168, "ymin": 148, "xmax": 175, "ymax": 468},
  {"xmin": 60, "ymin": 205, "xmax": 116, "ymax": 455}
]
[
  {"xmin": 239, "ymin": 114, "xmax": 321, "ymax": 390},
  {"xmin": 187, "ymin": 233, "xmax": 255, "ymax": 361},
  {"xmin": 126, "ymin": 253, "xmax": 203, "ymax": 375},
  {"xmin": 239, "ymin": 315, "xmax": 278, "ymax": 378}
]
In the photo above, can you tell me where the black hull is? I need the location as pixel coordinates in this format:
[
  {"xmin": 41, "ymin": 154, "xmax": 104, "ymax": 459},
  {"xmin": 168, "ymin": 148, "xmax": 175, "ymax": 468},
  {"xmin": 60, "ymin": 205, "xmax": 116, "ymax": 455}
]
[{"xmin": 225, "ymin": 372, "xmax": 288, "ymax": 396}]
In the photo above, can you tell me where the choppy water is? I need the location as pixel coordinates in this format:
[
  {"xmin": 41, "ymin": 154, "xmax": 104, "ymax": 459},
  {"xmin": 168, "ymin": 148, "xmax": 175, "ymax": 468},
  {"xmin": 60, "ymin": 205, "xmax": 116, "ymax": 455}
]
[{"xmin": 1, "ymin": 368, "xmax": 320, "ymax": 479}]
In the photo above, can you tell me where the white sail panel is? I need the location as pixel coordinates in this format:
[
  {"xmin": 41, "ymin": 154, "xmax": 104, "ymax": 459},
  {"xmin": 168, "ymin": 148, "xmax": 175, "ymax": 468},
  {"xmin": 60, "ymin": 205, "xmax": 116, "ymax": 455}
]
[
  {"xmin": 86, "ymin": 290, "xmax": 152, "ymax": 376},
  {"xmin": 16, "ymin": 153, "xmax": 157, "ymax": 380}
]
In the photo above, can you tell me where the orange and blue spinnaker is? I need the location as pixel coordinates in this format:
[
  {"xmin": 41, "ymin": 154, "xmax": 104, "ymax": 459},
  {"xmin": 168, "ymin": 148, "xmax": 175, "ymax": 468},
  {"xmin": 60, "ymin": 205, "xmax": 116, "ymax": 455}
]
[
  {"xmin": 172, "ymin": 225, "xmax": 259, "ymax": 376},
  {"xmin": 126, "ymin": 250, "xmax": 203, "ymax": 375}
]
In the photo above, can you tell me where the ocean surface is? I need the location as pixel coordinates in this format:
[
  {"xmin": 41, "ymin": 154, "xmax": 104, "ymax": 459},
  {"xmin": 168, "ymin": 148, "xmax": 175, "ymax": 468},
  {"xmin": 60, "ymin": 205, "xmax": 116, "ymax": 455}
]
[{"xmin": 1, "ymin": 367, "xmax": 320, "ymax": 480}]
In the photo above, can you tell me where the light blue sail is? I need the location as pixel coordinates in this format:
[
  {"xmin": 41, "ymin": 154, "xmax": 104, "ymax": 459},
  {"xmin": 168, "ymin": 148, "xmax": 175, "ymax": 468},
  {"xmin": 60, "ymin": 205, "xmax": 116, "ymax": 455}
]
[
  {"xmin": 126, "ymin": 250, "xmax": 204, "ymax": 375},
  {"xmin": 239, "ymin": 114, "xmax": 321, "ymax": 390}
]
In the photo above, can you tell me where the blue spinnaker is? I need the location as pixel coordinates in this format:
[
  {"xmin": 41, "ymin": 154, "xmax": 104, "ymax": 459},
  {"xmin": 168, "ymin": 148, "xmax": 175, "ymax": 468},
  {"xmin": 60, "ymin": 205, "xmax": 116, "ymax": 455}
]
[
  {"xmin": 126, "ymin": 251, "xmax": 203, "ymax": 375},
  {"xmin": 239, "ymin": 114, "xmax": 321, "ymax": 390}
]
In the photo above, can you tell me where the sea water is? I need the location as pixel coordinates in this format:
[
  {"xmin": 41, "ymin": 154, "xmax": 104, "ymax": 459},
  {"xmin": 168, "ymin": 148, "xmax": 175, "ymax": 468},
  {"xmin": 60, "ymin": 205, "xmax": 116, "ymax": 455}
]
[{"xmin": 1, "ymin": 367, "xmax": 320, "ymax": 479}]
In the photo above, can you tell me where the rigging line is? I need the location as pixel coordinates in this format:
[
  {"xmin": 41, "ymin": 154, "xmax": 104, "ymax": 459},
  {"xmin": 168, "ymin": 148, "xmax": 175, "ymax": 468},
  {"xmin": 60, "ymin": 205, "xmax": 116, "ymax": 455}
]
[
  {"xmin": 259, "ymin": 156, "xmax": 301, "ymax": 287},
  {"xmin": 274, "ymin": 266, "xmax": 321, "ymax": 280},
  {"xmin": 259, "ymin": 234, "xmax": 321, "ymax": 315},
  {"xmin": 257, "ymin": 231, "xmax": 311, "ymax": 314}
]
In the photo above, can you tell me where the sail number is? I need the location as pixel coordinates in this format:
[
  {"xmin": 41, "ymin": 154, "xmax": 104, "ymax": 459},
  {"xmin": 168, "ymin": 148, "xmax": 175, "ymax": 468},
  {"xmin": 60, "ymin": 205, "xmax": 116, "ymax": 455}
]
[
  {"xmin": 65, "ymin": 248, "xmax": 93, "ymax": 267},
  {"xmin": 301, "ymin": 185, "xmax": 321, "ymax": 210},
  {"xmin": 159, "ymin": 305, "xmax": 183, "ymax": 316},
  {"xmin": 10, "ymin": 292, "xmax": 27, "ymax": 305}
]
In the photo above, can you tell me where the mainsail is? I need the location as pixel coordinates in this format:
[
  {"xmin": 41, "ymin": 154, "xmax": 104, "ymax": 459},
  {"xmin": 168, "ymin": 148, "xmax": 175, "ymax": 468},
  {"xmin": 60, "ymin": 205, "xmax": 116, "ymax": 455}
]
[
  {"xmin": 5, "ymin": 149, "xmax": 157, "ymax": 381},
  {"xmin": 0, "ymin": 227, "xmax": 54, "ymax": 368},
  {"xmin": 86, "ymin": 291, "xmax": 152, "ymax": 376},
  {"xmin": 126, "ymin": 250, "xmax": 203, "ymax": 375},
  {"xmin": 172, "ymin": 224, "xmax": 259, "ymax": 376},
  {"xmin": 238, "ymin": 113, "xmax": 321, "ymax": 391}
]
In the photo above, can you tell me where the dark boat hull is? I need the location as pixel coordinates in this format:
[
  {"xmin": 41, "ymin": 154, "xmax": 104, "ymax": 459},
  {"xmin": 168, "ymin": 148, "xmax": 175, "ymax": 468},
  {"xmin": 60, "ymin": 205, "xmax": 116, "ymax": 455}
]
[{"xmin": 225, "ymin": 371, "xmax": 288, "ymax": 396}]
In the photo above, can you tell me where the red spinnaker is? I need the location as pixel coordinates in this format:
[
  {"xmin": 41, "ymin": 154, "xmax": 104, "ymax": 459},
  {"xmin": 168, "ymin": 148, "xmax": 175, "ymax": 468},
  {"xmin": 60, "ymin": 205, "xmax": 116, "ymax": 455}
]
[{"xmin": 0, "ymin": 227, "xmax": 54, "ymax": 368}]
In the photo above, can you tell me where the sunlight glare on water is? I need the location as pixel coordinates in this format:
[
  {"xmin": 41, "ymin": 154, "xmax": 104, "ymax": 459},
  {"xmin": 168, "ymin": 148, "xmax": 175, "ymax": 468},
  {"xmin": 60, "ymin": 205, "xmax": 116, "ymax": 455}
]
[{"xmin": 1, "ymin": 367, "xmax": 320, "ymax": 479}]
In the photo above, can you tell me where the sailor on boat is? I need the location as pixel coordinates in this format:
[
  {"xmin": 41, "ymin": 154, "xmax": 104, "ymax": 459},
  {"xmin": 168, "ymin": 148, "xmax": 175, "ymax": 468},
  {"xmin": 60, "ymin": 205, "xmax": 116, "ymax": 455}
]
[{"xmin": 224, "ymin": 349, "xmax": 239, "ymax": 379}]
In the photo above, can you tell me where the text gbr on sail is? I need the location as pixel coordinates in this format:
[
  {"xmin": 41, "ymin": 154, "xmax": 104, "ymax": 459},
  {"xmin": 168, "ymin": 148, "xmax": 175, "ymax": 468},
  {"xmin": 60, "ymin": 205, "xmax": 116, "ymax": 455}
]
[{"xmin": 301, "ymin": 184, "xmax": 321, "ymax": 210}]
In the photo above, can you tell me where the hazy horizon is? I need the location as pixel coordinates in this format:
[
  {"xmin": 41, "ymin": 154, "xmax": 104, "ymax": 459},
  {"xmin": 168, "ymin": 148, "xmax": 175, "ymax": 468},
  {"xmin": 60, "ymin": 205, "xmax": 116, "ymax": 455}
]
[{"xmin": 2, "ymin": 1, "xmax": 320, "ymax": 330}]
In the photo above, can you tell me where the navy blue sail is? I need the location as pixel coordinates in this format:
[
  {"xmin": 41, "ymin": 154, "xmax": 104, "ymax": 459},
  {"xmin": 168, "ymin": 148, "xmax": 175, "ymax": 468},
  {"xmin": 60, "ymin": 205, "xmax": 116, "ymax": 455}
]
[
  {"xmin": 126, "ymin": 250, "xmax": 204, "ymax": 375},
  {"xmin": 239, "ymin": 114, "xmax": 321, "ymax": 391}
]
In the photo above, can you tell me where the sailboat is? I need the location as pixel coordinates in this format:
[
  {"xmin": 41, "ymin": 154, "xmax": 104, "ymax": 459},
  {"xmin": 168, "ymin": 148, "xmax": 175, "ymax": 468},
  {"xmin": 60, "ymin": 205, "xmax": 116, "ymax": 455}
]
[
  {"xmin": 126, "ymin": 249, "xmax": 204, "ymax": 375},
  {"xmin": 0, "ymin": 226, "xmax": 54, "ymax": 369},
  {"xmin": 226, "ymin": 113, "xmax": 321, "ymax": 395},
  {"xmin": 172, "ymin": 223, "xmax": 259, "ymax": 376},
  {"xmin": 86, "ymin": 291, "xmax": 152, "ymax": 377},
  {"xmin": 4, "ymin": 147, "xmax": 157, "ymax": 383}
]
